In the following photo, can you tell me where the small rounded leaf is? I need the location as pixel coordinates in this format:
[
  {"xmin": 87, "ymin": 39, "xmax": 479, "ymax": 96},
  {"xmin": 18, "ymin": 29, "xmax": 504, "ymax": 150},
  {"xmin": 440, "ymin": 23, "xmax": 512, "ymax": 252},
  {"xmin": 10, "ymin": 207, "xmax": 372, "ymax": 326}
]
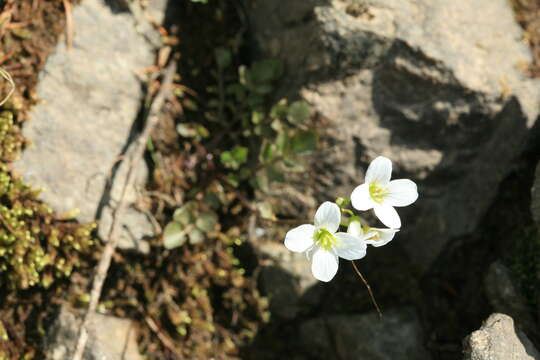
[
  {"xmin": 163, "ymin": 222, "xmax": 187, "ymax": 249},
  {"xmin": 189, "ymin": 228, "xmax": 205, "ymax": 244},
  {"xmin": 287, "ymin": 101, "xmax": 311, "ymax": 124},
  {"xmin": 196, "ymin": 211, "xmax": 218, "ymax": 232},
  {"xmin": 173, "ymin": 203, "xmax": 196, "ymax": 225}
]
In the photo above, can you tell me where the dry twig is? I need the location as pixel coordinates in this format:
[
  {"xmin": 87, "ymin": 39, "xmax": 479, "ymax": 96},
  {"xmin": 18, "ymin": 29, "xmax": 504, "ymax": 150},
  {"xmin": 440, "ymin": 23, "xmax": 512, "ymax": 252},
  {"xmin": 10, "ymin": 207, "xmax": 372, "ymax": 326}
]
[
  {"xmin": 62, "ymin": 0, "xmax": 74, "ymax": 49},
  {"xmin": 72, "ymin": 61, "xmax": 177, "ymax": 360},
  {"xmin": 144, "ymin": 315, "xmax": 183, "ymax": 357},
  {"xmin": 0, "ymin": 68, "xmax": 15, "ymax": 106}
]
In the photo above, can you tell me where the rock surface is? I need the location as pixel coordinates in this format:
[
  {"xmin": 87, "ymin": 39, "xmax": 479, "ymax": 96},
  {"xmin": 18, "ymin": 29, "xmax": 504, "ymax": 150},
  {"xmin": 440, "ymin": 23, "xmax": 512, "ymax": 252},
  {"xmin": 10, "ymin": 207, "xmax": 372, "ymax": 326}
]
[
  {"xmin": 14, "ymin": 0, "xmax": 161, "ymax": 252},
  {"xmin": 484, "ymin": 261, "xmax": 536, "ymax": 337},
  {"xmin": 528, "ymin": 160, "xmax": 540, "ymax": 324},
  {"xmin": 46, "ymin": 306, "xmax": 142, "ymax": 360},
  {"xmin": 532, "ymin": 160, "xmax": 540, "ymax": 228},
  {"xmin": 256, "ymin": 240, "xmax": 321, "ymax": 319},
  {"xmin": 247, "ymin": 0, "xmax": 540, "ymax": 271},
  {"xmin": 463, "ymin": 313, "xmax": 540, "ymax": 360},
  {"xmin": 300, "ymin": 307, "xmax": 430, "ymax": 360}
]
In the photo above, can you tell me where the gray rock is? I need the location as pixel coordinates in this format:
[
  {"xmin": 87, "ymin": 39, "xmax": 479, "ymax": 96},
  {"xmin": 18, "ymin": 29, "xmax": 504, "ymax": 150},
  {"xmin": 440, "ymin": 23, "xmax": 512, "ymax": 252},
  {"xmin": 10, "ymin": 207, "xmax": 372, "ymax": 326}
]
[
  {"xmin": 257, "ymin": 241, "xmax": 321, "ymax": 319},
  {"xmin": 14, "ymin": 0, "xmax": 160, "ymax": 252},
  {"xmin": 145, "ymin": 0, "xmax": 169, "ymax": 25},
  {"xmin": 463, "ymin": 313, "xmax": 540, "ymax": 360},
  {"xmin": 46, "ymin": 306, "xmax": 142, "ymax": 360},
  {"xmin": 300, "ymin": 307, "xmax": 430, "ymax": 360},
  {"xmin": 532, "ymin": 161, "xmax": 540, "ymax": 228},
  {"xmin": 484, "ymin": 261, "xmax": 536, "ymax": 337},
  {"xmin": 531, "ymin": 162, "xmax": 540, "ymax": 323},
  {"xmin": 247, "ymin": 0, "xmax": 540, "ymax": 271}
]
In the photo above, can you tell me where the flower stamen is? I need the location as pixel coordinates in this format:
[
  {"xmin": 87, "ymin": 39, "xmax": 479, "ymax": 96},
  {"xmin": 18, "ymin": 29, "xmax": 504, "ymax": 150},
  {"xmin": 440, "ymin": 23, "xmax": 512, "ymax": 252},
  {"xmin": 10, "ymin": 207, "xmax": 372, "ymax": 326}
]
[
  {"xmin": 369, "ymin": 182, "xmax": 388, "ymax": 204},
  {"xmin": 313, "ymin": 228, "xmax": 337, "ymax": 251}
]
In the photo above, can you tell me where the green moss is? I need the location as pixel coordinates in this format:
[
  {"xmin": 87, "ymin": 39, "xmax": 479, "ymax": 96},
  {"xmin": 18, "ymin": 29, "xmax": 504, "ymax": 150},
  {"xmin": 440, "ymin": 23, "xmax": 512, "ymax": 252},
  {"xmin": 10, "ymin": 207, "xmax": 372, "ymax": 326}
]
[{"xmin": 0, "ymin": 110, "xmax": 96, "ymax": 290}]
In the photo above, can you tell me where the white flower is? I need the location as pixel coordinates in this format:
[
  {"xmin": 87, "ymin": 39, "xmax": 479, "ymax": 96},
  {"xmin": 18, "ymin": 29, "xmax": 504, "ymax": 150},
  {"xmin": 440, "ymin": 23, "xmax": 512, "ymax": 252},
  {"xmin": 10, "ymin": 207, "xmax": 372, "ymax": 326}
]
[
  {"xmin": 284, "ymin": 201, "xmax": 372, "ymax": 282},
  {"xmin": 350, "ymin": 156, "xmax": 418, "ymax": 229},
  {"xmin": 347, "ymin": 219, "xmax": 398, "ymax": 247}
]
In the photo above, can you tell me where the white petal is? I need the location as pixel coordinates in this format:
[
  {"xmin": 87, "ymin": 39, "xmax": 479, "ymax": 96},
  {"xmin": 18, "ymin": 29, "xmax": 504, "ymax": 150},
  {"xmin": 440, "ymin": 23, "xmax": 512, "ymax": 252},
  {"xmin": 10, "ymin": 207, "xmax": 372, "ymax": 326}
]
[
  {"xmin": 385, "ymin": 179, "xmax": 418, "ymax": 207},
  {"xmin": 365, "ymin": 228, "xmax": 399, "ymax": 247},
  {"xmin": 351, "ymin": 184, "xmax": 375, "ymax": 211},
  {"xmin": 365, "ymin": 156, "xmax": 392, "ymax": 185},
  {"xmin": 373, "ymin": 203, "xmax": 401, "ymax": 228},
  {"xmin": 314, "ymin": 201, "xmax": 341, "ymax": 233},
  {"xmin": 347, "ymin": 220, "xmax": 364, "ymax": 237},
  {"xmin": 284, "ymin": 224, "xmax": 315, "ymax": 252},
  {"xmin": 311, "ymin": 248, "xmax": 339, "ymax": 282},
  {"xmin": 334, "ymin": 232, "xmax": 367, "ymax": 261}
]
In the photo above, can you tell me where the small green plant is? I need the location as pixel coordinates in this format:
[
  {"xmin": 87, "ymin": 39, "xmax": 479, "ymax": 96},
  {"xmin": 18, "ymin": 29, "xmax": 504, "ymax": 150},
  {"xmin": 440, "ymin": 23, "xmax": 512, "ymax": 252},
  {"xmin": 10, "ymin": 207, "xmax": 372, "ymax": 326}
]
[
  {"xmin": 163, "ymin": 200, "xmax": 219, "ymax": 249},
  {"xmin": 209, "ymin": 50, "xmax": 317, "ymax": 192},
  {"xmin": 167, "ymin": 48, "xmax": 318, "ymax": 243}
]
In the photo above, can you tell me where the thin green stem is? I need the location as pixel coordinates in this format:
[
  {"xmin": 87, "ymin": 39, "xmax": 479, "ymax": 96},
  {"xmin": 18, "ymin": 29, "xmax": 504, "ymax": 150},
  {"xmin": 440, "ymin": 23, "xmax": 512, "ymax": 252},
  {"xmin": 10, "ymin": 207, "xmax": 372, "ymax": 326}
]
[{"xmin": 351, "ymin": 260, "xmax": 382, "ymax": 318}]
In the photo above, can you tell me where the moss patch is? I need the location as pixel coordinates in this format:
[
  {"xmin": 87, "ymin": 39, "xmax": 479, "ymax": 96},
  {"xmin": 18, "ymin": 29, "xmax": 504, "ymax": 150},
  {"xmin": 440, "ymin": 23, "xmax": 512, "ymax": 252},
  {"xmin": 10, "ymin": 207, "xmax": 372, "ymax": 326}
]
[{"xmin": 0, "ymin": 1, "xmax": 96, "ymax": 358}]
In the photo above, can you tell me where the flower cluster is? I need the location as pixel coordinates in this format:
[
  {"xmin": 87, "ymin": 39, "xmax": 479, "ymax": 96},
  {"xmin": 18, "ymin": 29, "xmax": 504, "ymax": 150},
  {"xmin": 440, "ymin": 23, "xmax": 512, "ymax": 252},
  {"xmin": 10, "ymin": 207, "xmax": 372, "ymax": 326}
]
[{"xmin": 284, "ymin": 156, "xmax": 418, "ymax": 282}]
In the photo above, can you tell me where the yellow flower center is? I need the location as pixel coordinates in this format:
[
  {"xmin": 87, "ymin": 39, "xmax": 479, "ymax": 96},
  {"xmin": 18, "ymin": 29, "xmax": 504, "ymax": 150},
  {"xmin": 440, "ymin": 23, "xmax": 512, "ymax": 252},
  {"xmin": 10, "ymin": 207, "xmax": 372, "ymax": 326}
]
[
  {"xmin": 366, "ymin": 227, "xmax": 381, "ymax": 240},
  {"xmin": 313, "ymin": 228, "xmax": 337, "ymax": 251},
  {"xmin": 369, "ymin": 182, "xmax": 388, "ymax": 204}
]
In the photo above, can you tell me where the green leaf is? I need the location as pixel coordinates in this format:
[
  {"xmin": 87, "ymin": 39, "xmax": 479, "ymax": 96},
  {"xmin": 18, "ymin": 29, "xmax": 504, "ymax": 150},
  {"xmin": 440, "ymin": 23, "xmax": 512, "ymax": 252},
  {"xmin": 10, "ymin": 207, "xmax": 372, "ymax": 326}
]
[
  {"xmin": 173, "ymin": 202, "xmax": 196, "ymax": 225},
  {"xmin": 189, "ymin": 228, "xmax": 205, "ymax": 244},
  {"xmin": 215, "ymin": 47, "xmax": 231, "ymax": 69},
  {"xmin": 282, "ymin": 157, "xmax": 305, "ymax": 172},
  {"xmin": 291, "ymin": 130, "xmax": 318, "ymax": 154},
  {"xmin": 226, "ymin": 83, "xmax": 246, "ymax": 101},
  {"xmin": 275, "ymin": 131, "xmax": 290, "ymax": 155},
  {"xmin": 255, "ymin": 172, "xmax": 269, "ymax": 192},
  {"xmin": 260, "ymin": 142, "xmax": 276, "ymax": 163},
  {"xmin": 196, "ymin": 211, "xmax": 218, "ymax": 232},
  {"xmin": 249, "ymin": 59, "xmax": 283, "ymax": 84},
  {"xmin": 254, "ymin": 84, "xmax": 273, "ymax": 95},
  {"xmin": 203, "ymin": 192, "xmax": 221, "ymax": 210},
  {"xmin": 270, "ymin": 99, "xmax": 289, "ymax": 120},
  {"xmin": 227, "ymin": 173, "xmax": 240, "ymax": 187},
  {"xmin": 232, "ymin": 145, "xmax": 248, "ymax": 162},
  {"xmin": 247, "ymin": 94, "xmax": 264, "ymax": 108},
  {"xmin": 220, "ymin": 145, "xmax": 249, "ymax": 170},
  {"xmin": 251, "ymin": 111, "xmax": 265, "ymax": 125},
  {"xmin": 163, "ymin": 222, "xmax": 187, "ymax": 249},
  {"xmin": 176, "ymin": 123, "xmax": 197, "ymax": 138},
  {"xmin": 220, "ymin": 151, "xmax": 233, "ymax": 167},
  {"xmin": 287, "ymin": 101, "xmax": 311, "ymax": 125},
  {"xmin": 238, "ymin": 65, "xmax": 248, "ymax": 85},
  {"xmin": 183, "ymin": 98, "xmax": 198, "ymax": 111},
  {"xmin": 254, "ymin": 124, "xmax": 273, "ymax": 137},
  {"xmin": 238, "ymin": 167, "xmax": 252, "ymax": 181},
  {"xmin": 266, "ymin": 165, "xmax": 285, "ymax": 183},
  {"xmin": 335, "ymin": 197, "xmax": 351, "ymax": 208},
  {"xmin": 196, "ymin": 124, "xmax": 210, "ymax": 138}
]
